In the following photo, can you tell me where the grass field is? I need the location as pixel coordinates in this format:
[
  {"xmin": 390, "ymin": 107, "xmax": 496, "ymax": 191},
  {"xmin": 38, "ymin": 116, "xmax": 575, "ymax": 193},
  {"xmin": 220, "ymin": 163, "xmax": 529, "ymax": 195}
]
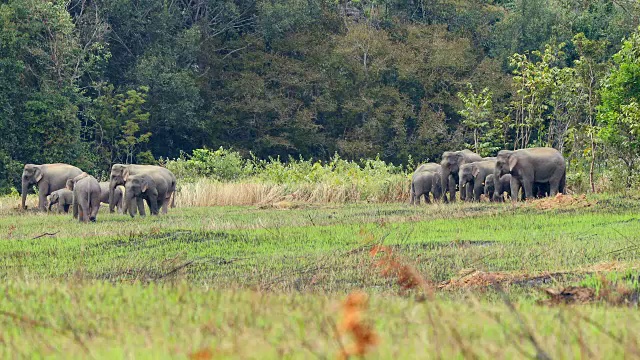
[{"xmin": 1, "ymin": 194, "xmax": 640, "ymax": 358}]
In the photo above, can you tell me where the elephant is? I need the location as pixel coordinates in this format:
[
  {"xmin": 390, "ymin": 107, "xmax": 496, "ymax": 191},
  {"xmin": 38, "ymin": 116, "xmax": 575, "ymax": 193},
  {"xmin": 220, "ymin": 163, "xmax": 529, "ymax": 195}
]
[
  {"xmin": 410, "ymin": 167, "xmax": 442, "ymax": 205},
  {"xmin": 440, "ymin": 150, "xmax": 483, "ymax": 202},
  {"xmin": 414, "ymin": 162, "xmax": 441, "ymax": 173},
  {"xmin": 67, "ymin": 173, "xmax": 101, "ymax": 223},
  {"xmin": 485, "ymin": 174, "xmax": 513, "ymax": 202},
  {"xmin": 494, "ymin": 147, "xmax": 566, "ymax": 201},
  {"xmin": 109, "ymin": 164, "xmax": 176, "ymax": 214},
  {"xmin": 458, "ymin": 159, "xmax": 496, "ymax": 201},
  {"xmin": 48, "ymin": 188, "xmax": 74, "ymax": 213},
  {"xmin": 99, "ymin": 182, "xmax": 124, "ymax": 213},
  {"xmin": 122, "ymin": 174, "xmax": 164, "ymax": 217},
  {"xmin": 21, "ymin": 163, "xmax": 83, "ymax": 211}
]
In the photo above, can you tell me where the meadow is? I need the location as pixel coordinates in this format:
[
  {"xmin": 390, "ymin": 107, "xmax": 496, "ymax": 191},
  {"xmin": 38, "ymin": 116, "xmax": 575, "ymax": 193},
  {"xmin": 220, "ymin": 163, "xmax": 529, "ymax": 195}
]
[{"xmin": 1, "ymin": 193, "xmax": 640, "ymax": 358}]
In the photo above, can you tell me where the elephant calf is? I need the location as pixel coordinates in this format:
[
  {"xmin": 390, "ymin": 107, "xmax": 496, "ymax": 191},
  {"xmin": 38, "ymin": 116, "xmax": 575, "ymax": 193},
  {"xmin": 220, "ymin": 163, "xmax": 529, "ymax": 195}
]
[
  {"xmin": 123, "ymin": 174, "xmax": 164, "ymax": 217},
  {"xmin": 459, "ymin": 160, "xmax": 496, "ymax": 202},
  {"xmin": 48, "ymin": 189, "xmax": 74, "ymax": 213},
  {"xmin": 67, "ymin": 173, "xmax": 101, "ymax": 223},
  {"xmin": 485, "ymin": 174, "xmax": 512, "ymax": 202}
]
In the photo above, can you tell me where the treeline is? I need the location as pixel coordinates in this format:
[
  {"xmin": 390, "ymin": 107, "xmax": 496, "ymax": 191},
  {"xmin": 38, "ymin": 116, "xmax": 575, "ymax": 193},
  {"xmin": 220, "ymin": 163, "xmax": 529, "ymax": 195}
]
[{"xmin": 1, "ymin": 0, "xmax": 640, "ymax": 193}]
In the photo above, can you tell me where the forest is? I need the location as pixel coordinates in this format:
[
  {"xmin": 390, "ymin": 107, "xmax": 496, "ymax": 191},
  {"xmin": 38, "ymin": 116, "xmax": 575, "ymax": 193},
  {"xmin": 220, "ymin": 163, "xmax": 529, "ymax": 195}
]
[{"xmin": 2, "ymin": 0, "xmax": 640, "ymax": 193}]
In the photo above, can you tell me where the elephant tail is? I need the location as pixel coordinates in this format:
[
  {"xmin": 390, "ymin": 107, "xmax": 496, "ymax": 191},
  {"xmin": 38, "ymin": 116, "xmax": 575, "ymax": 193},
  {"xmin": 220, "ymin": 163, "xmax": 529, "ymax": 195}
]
[
  {"xmin": 409, "ymin": 182, "xmax": 415, "ymax": 204},
  {"xmin": 559, "ymin": 170, "xmax": 566, "ymax": 194}
]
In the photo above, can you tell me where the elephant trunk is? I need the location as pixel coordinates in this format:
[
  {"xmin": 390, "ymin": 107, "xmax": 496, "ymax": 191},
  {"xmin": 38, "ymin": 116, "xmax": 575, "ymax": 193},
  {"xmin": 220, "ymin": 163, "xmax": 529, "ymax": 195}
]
[
  {"xmin": 440, "ymin": 169, "xmax": 448, "ymax": 201},
  {"xmin": 123, "ymin": 192, "xmax": 136, "ymax": 217},
  {"xmin": 493, "ymin": 171, "xmax": 501, "ymax": 201},
  {"xmin": 109, "ymin": 179, "xmax": 118, "ymax": 212},
  {"xmin": 21, "ymin": 180, "xmax": 29, "ymax": 210}
]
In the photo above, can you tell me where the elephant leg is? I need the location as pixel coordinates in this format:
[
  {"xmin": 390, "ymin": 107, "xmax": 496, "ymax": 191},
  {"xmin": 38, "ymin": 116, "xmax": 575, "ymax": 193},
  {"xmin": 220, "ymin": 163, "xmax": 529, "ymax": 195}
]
[
  {"xmin": 465, "ymin": 183, "xmax": 474, "ymax": 201},
  {"xmin": 409, "ymin": 186, "xmax": 415, "ymax": 205},
  {"xmin": 448, "ymin": 175, "xmax": 456, "ymax": 202},
  {"xmin": 146, "ymin": 194, "xmax": 159, "ymax": 215},
  {"xmin": 510, "ymin": 178, "xmax": 521, "ymax": 202},
  {"xmin": 89, "ymin": 193, "xmax": 100, "ymax": 222},
  {"xmin": 63, "ymin": 204, "xmax": 70, "ymax": 213},
  {"xmin": 474, "ymin": 183, "xmax": 483, "ymax": 201},
  {"xmin": 161, "ymin": 197, "xmax": 169, "ymax": 214},
  {"xmin": 38, "ymin": 185, "xmax": 49, "ymax": 211},
  {"xmin": 72, "ymin": 198, "xmax": 79, "ymax": 219},
  {"xmin": 522, "ymin": 179, "xmax": 534, "ymax": 200},
  {"xmin": 423, "ymin": 192, "xmax": 431, "ymax": 204},
  {"xmin": 549, "ymin": 178, "xmax": 561, "ymax": 196},
  {"xmin": 137, "ymin": 198, "xmax": 146, "ymax": 217}
]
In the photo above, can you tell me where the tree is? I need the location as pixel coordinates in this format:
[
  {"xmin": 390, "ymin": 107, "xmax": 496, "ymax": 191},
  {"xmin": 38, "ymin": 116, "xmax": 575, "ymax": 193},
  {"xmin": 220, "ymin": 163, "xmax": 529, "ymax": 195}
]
[
  {"xmin": 457, "ymin": 84, "xmax": 493, "ymax": 155},
  {"xmin": 572, "ymin": 33, "xmax": 608, "ymax": 192},
  {"xmin": 598, "ymin": 27, "xmax": 640, "ymax": 188},
  {"xmin": 87, "ymin": 85, "xmax": 152, "ymax": 166}
]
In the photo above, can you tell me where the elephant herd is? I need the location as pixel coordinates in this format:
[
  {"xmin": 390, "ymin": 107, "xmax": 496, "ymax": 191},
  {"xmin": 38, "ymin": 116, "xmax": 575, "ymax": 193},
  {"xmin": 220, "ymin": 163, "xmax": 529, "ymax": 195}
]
[
  {"xmin": 20, "ymin": 163, "xmax": 177, "ymax": 222},
  {"xmin": 410, "ymin": 147, "xmax": 566, "ymax": 204}
]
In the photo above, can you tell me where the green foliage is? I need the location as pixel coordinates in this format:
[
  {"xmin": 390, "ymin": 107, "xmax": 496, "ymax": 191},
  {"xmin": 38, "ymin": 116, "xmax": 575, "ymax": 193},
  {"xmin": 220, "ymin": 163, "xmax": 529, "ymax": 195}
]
[
  {"xmin": 598, "ymin": 27, "xmax": 640, "ymax": 187},
  {"xmin": 457, "ymin": 84, "xmax": 493, "ymax": 155},
  {"xmin": 164, "ymin": 147, "xmax": 250, "ymax": 182},
  {"xmin": 86, "ymin": 84, "xmax": 152, "ymax": 166},
  {"xmin": 1, "ymin": 0, "xmax": 640, "ymax": 193}
]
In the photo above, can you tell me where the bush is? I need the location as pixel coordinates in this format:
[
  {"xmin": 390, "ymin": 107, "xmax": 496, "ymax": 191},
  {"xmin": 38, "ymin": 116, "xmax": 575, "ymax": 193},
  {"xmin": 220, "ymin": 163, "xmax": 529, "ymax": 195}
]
[{"xmin": 164, "ymin": 147, "xmax": 250, "ymax": 182}]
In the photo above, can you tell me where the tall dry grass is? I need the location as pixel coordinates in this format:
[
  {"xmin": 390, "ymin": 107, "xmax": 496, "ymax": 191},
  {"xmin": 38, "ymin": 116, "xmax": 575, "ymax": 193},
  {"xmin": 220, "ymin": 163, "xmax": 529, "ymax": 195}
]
[{"xmin": 175, "ymin": 177, "xmax": 410, "ymax": 207}]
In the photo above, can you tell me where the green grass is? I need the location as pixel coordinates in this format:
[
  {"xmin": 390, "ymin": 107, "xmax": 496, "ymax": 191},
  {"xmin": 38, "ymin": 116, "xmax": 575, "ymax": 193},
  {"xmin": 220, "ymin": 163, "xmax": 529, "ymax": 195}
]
[{"xmin": 1, "ymin": 194, "xmax": 640, "ymax": 358}]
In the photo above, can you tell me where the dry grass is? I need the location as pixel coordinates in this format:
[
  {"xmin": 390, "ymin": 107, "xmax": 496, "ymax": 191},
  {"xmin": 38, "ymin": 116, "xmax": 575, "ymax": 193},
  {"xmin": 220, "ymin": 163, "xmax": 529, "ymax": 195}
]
[{"xmin": 175, "ymin": 178, "xmax": 409, "ymax": 207}]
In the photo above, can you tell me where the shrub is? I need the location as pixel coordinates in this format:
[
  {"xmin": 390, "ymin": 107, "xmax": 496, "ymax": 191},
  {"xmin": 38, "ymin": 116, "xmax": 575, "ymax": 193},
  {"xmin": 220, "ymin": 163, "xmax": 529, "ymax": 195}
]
[{"xmin": 164, "ymin": 147, "xmax": 250, "ymax": 182}]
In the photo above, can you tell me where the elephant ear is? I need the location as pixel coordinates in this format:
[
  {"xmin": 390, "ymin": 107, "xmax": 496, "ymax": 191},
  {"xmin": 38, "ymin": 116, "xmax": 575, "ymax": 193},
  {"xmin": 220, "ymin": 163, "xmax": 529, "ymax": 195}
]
[
  {"xmin": 472, "ymin": 165, "xmax": 480, "ymax": 178},
  {"xmin": 141, "ymin": 180, "xmax": 149, "ymax": 193},
  {"xmin": 65, "ymin": 179, "xmax": 74, "ymax": 190},
  {"xmin": 123, "ymin": 168, "xmax": 130, "ymax": 182},
  {"xmin": 508, "ymin": 155, "xmax": 518, "ymax": 172},
  {"xmin": 34, "ymin": 167, "xmax": 43, "ymax": 183}
]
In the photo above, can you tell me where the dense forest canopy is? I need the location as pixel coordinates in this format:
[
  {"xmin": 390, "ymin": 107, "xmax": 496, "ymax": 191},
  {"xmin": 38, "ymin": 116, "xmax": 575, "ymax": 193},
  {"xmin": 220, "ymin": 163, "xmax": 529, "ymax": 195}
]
[{"xmin": 2, "ymin": 0, "xmax": 640, "ymax": 192}]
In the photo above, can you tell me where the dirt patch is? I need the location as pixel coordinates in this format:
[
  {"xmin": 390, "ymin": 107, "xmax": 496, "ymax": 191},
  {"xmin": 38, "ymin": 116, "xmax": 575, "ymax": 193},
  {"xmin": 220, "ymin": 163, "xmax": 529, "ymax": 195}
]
[
  {"xmin": 540, "ymin": 284, "xmax": 640, "ymax": 306},
  {"xmin": 438, "ymin": 269, "xmax": 585, "ymax": 290},
  {"xmin": 528, "ymin": 193, "xmax": 595, "ymax": 210}
]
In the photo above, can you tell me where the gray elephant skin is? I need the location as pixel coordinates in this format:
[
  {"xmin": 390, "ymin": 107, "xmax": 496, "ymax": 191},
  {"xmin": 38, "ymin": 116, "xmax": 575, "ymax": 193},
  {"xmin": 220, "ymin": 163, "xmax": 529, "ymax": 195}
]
[
  {"xmin": 410, "ymin": 164, "xmax": 442, "ymax": 205},
  {"xmin": 440, "ymin": 150, "xmax": 483, "ymax": 202},
  {"xmin": 485, "ymin": 174, "xmax": 513, "ymax": 201},
  {"xmin": 21, "ymin": 163, "xmax": 83, "ymax": 211},
  {"xmin": 48, "ymin": 189, "xmax": 74, "ymax": 213},
  {"xmin": 99, "ymin": 182, "xmax": 124, "ymax": 213},
  {"xmin": 123, "ymin": 174, "xmax": 163, "ymax": 217},
  {"xmin": 459, "ymin": 159, "xmax": 496, "ymax": 201},
  {"xmin": 494, "ymin": 147, "xmax": 566, "ymax": 201},
  {"xmin": 109, "ymin": 164, "xmax": 176, "ymax": 214},
  {"xmin": 67, "ymin": 173, "xmax": 101, "ymax": 223}
]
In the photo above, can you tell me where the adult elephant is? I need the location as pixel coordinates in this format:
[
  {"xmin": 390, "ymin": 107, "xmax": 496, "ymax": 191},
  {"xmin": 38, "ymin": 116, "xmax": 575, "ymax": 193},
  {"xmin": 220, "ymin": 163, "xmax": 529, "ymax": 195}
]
[
  {"xmin": 21, "ymin": 163, "xmax": 83, "ymax": 211},
  {"xmin": 440, "ymin": 150, "xmax": 483, "ymax": 202},
  {"xmin": 494, "ymin": 147, "xmax": 566, "ymax": 201},
  {"xmin": 109, "ymin": 164, "xmax": 176, "ymax": 214},
  {"xmin": 459, "ymin": 159, "xmax": 496, "ymax": 201}
]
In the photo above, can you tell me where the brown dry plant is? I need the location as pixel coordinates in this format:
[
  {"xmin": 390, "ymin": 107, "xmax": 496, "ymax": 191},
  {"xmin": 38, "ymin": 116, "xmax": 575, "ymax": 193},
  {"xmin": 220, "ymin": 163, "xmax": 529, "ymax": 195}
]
[{"xmin": 336, "ymin": 291, "xmax": 379, "ymax": 359}]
